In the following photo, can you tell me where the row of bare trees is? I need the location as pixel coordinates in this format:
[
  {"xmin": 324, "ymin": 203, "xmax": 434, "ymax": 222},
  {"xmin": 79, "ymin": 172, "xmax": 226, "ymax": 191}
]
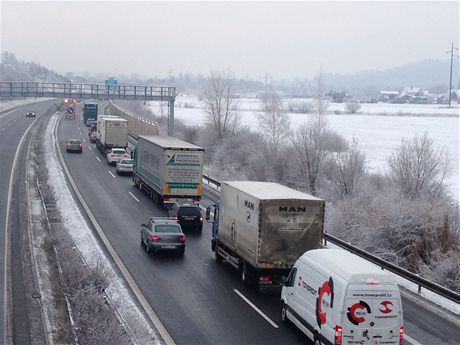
[{"xmin": 197, "ymin": 69, "xmax": 458, "ymax": 291}]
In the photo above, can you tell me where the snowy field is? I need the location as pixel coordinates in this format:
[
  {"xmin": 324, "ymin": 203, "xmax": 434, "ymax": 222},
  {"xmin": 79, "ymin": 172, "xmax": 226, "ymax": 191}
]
[{"xmin": 150, "ymin": 96, "xmax": 460, "ymax": 200}]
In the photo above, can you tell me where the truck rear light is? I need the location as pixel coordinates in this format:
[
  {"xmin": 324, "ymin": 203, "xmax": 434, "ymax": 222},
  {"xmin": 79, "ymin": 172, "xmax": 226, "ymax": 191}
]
[
  {"xmin": 178, "ymin": 235, "xmax": 186, "ymax": 242},
  {"xmin": 149, "ymin": 235, "xmax": 161, "ymax": 241},
  {"xmin": 334, "ymin": 325, "xmax": 343, "ymax": 345},
  {"xmin": 259, "ymin": 276, "xmax": 271, "ymax": 282},
  {"xmin": 399, "ymin": 326, "xmax": 405, "ymax": 345}
]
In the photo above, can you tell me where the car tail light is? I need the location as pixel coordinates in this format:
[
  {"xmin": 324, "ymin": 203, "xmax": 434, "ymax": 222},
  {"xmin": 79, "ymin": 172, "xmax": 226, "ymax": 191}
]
[
  {"xmin": 259, "ymin": 276, "xmax": 271, "ymax": 282},
  {"xmin": 334, "ymin": 325, "xmax": 343, "ymax": 345},
  {"xmin": 175, "ymin": 214, "xmax": 179, "ymax": 220},
  {"xmin": 79, "ymin": 143, "xmax": 83, "ymax": 148},
  {"xmin": 199, "ymin": 215, "xmax": 203, "ymax": 222},
  {"xmin": 178, "ymin": 235, "xmax": 186, "ymax": 242},
  {"xmin": 149, "ymin": 235, "xmax": 161, "ymax": 241},
  {"xmin": 399, "ymin": 326, "xmax": 405, "ymax": 345},
  {"xmin": 66, "ymin": 144, "xmax": 70, "ymax": 148}
]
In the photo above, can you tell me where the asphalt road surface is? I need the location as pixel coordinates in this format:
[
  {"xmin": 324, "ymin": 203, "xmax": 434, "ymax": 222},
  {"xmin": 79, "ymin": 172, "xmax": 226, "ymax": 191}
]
[
  {"xmin": 0, "ymin": 100, "xmax": 60, "ymax": 344},
  {"xmin": 56, "ymin": 112, "xmax": 459, "ymax": 345}
]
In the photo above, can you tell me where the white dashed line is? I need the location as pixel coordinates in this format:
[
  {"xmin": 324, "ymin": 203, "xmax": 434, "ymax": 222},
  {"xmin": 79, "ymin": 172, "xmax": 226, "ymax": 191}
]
[
  {"xmin": 88, "ymin": 146, "xmax": 92, "ymax": 151},
  {"xmin": 129, "ymin": 192, "xmax": 140, "ymax": 202},
  {"xmin": 108, "ymin": 170, "xmax": 116, "ymax": 178},
  {"xmin": 233, "ymin": 289, "xmax": 279, "ymax": 329},
  {"xmin": 96, "ymin": 156, "xmax": 101, "ymax": 162},
  {"xmin": 83, "ymin": 138, "xmax": 86, "ymax": 142}
]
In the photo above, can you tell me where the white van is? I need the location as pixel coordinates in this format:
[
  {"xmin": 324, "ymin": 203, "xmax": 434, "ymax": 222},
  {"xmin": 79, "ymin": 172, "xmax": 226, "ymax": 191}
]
[{"xmin": 281, "ymin": 249, "xmax": 404, "ymax": 345}]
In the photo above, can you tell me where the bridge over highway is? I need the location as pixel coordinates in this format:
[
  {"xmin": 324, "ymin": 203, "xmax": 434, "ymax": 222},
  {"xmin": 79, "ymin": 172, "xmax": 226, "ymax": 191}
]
[{"xmin": 0, "ymin": 81, "xmax": 177, "ymax": 135}]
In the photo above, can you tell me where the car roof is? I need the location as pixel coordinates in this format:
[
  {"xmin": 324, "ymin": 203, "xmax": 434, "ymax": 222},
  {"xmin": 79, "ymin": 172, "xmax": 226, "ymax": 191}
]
[{"xmin": 150, "ymin": 217, "xmax": 179, "ymax": 225}]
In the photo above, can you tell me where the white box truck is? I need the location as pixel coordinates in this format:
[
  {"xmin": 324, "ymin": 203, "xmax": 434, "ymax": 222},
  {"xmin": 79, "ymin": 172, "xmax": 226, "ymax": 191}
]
[
  {"xmin": 96, "ymin": 116, "xmax": 128, "ymax": 154},
  {"xmin": 281, "ymin": 249, "xmax": 404, "ymax": 345},
  {"xmin": 133, "ymin": 135, "xmax": 205, "ymax": 208},
  {"xmin": 206, "ymin": 181, "xmax": 325, "ymax": 288}
]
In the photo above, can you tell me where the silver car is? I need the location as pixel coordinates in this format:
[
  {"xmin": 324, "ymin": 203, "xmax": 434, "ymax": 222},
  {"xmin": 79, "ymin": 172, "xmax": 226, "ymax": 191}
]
[
  {"xmin": 140, "ymin": 218, "xmax": 186, "ymax": 256},
  {"xmin": 116, "ymin": 158, "xmax": 134, "ymax": 175}
]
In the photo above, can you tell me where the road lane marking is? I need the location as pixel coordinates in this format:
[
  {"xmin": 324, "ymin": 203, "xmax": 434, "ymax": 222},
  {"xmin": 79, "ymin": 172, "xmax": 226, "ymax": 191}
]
[
  {"xmin": 82, "ymin": 138, "xmax": 86, "ymax": 142},
  {"xmin": 108, "ymin": 170, "xmax": 116, "ymax": 178},
  {"xmin": 96, "ymin": 156, "xmax": 101, "ymax": 162},
  {"xmin": 233, "ymin": 289, "xmax": 279, "ymax": 329},
  {"xmin": 54, "ymin": 114, "xmax": 176, "ymax": 345},
  {"xmin": 4, "ymin": 116, "xmax": 40, "ymax": 344},
  {"xmin": 129, "ymin": 192, "xmax": 140, "ymax": 202},
  {"xmin": 405, "ymin": 335, "xmax": 423, "ymax": 345},
  {"xmin": 88, "ymin": 146, "xmax": 92, "ymax": 151}
]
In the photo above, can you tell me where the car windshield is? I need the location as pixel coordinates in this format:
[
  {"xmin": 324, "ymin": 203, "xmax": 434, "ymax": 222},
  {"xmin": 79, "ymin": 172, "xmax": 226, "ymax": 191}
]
[
  {"xmin": 69, "ymin": 140, "xmax": 81, "ymax": 144},
  {"xmin": 112, "ymin": 149, "xmax": 125, "ymax": 155},
  {"xmin": 121, "ymin": 159, "xmax": 134, "ymax": 164},
  {"xmin": 179, "ymin": 206, "xmax": 201, "ymax": 216},
  {"xmin": 155, "ymin": 225, "xmax": 182, "ymax": 233}
]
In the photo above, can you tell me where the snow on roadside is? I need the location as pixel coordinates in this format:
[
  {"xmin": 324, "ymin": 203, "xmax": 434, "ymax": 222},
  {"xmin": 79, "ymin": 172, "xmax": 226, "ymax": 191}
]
[
  {"xmin": 324, "ymin": 241, "xmax": 460, "ymax": 316},
  {"xmin": 0, "ymin": 98, "xmax": 53, "ymax": 112},
  {"xmin": 44, "ymin": 113, "xmax": 160, "ymax": 345}
]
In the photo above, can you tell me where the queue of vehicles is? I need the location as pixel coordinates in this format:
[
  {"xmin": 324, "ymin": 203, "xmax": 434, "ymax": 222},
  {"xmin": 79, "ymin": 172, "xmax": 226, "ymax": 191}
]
[{"xmin": 64, "ymin": 101, "xmax": 404, "ymax": 345}]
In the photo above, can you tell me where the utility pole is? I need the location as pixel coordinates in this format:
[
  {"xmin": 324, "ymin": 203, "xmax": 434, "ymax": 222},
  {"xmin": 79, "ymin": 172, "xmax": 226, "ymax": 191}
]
[{"xmin": 447, "ymin": 42, "xmax": 459, "ymax": 107}]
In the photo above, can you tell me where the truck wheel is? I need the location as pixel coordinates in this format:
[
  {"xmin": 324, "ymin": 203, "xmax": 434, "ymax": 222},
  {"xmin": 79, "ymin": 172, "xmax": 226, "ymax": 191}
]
[
  {"xmin": 281, "ymin": 303, "xmax": 289, "ymax": 324},
  {"xmin": 240, "ymin": 262, "xmax": 254, "ymax": 285},
  {"xmin": 215, "ymin": 245, "xmax": 222, "ymax": 263}
]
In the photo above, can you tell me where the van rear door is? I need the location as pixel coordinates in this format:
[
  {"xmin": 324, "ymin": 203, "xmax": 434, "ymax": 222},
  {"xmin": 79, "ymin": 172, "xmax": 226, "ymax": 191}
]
[{"xmin": 343, "ymin": 284, "xmax": 402, "ymax": 345}]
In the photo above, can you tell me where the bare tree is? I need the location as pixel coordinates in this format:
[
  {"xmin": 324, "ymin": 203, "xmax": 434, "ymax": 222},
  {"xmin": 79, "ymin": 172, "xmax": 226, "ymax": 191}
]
[
  {"xmin": 388, "ymin": 132, "xmax": 449, "ymax": 198},
  {"xmin": 292, "ymin": 72, "xmax": 330, "ymax": 196},
  {"xmin": 331, "ymin": 139, "xmax": 367, "ymax": 198},
  {"xmin": 203, "ymin": 70, "xmax": 241, "ymax": 140},
  {"xmin": 257, "ymin": 90, "xmax": 291, "ymax": 177}
]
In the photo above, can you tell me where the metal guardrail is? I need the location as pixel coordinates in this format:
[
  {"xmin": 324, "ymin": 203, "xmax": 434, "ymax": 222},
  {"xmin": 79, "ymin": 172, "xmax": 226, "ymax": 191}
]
[
  {"xmin": 0, "ymin": 81, "xmax": 176, "ymax": 102},
  {"xmin": 201, "ymin": 174, "xmax": 460, "ymax": 304}
]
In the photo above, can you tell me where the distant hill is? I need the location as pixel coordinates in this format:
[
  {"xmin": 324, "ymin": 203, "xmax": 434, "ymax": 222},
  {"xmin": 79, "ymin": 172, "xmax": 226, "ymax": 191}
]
[
  {"xmin": 0, "ymin": 51, "xmax": 70, "ymax": 83},
  {"xmin": 325, "ymin": 59, "xmax": 459, "ymax": 97}
]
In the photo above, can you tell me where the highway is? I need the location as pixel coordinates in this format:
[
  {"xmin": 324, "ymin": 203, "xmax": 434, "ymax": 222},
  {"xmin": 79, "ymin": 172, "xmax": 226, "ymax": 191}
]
[
  {"xmin": 55, "ymin": 111, "xmax": 460, "ymax": 345},
  {"xmin": 0, "ymin": 100, "xmax": 60, "ymax": 344}
]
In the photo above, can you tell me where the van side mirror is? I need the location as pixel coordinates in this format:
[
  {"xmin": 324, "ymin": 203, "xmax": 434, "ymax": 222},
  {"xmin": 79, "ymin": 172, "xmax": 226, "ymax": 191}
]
[{"xmin": 205, "ymin": 207, "xmax": 211, "ymax": 221}]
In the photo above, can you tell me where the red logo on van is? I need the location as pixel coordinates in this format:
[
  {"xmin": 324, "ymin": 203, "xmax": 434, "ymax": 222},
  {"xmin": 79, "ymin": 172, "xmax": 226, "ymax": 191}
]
[
  {"xmin": 379, "ymin": 301, "xmax": 393, "ymax": 314},
  {"xmin": 315, "ymin": 277, "xmax": 334, "ymax": 328},
  {"xmin": 347, "ymin": 301, "xmax": 371, "ymax": 325}
]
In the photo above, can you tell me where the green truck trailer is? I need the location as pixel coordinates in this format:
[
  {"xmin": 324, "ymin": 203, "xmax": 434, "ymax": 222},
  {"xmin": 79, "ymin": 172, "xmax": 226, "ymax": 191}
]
[
  {"xmin": 83, "ymin": 102, "xmax": 98, "ymax": 126},
  {"xmin": 133, "ymin": 135, "xmax": 205, "ymax": 209}
]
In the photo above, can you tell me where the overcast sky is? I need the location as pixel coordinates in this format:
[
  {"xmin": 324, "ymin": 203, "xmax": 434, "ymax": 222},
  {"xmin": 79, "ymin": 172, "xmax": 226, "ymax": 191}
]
[{"xmin": 1, "ymin": 1, "xmax": 459, "ymax": 80}]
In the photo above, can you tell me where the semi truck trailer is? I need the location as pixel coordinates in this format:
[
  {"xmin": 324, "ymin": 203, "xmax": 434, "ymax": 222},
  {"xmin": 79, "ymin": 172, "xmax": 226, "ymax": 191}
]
[
  {"xmin": 133, "ymin": 135, "xmax": 205, "ymax": 208},
  {"xmin": 206, "ymin": 181, "xmax": 325, "ymax": 289}
]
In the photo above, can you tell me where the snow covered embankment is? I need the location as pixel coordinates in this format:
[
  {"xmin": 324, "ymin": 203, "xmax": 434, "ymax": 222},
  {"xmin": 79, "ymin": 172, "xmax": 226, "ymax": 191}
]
[{"xmin": 45, "ymin": 113, "xmax": 160, "ymax": 344}]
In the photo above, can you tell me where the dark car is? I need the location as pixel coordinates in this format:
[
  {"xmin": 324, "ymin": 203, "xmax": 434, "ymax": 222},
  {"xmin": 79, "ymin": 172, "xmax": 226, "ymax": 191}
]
[
  {"xmin": 141, "ymin": 217, "xmax": 185, "ymax": 256},
  {"xmin": 65, "ymin": 139, "xmax": 83, "ymax": 153},
  {"xmin": 168, "ymin": 201, "xmax": 203, "ymax": 232},
  {"xmin": 26, "ymin": 111, "xmax": 36, "ymax": 117}
]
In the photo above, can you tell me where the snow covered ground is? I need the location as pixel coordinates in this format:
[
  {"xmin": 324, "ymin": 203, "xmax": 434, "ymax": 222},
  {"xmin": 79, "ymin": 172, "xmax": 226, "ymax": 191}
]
[
  {"xmin": 44, "ymin": 113, "xmax": 159, "ymax": 344},
  {"xmin": 150, "ymin": 96, "xmax": 460, "ymax": 200},
  {"xmin": 0, "ymin": 98, "xmax": 53, "ymax": 112}
]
